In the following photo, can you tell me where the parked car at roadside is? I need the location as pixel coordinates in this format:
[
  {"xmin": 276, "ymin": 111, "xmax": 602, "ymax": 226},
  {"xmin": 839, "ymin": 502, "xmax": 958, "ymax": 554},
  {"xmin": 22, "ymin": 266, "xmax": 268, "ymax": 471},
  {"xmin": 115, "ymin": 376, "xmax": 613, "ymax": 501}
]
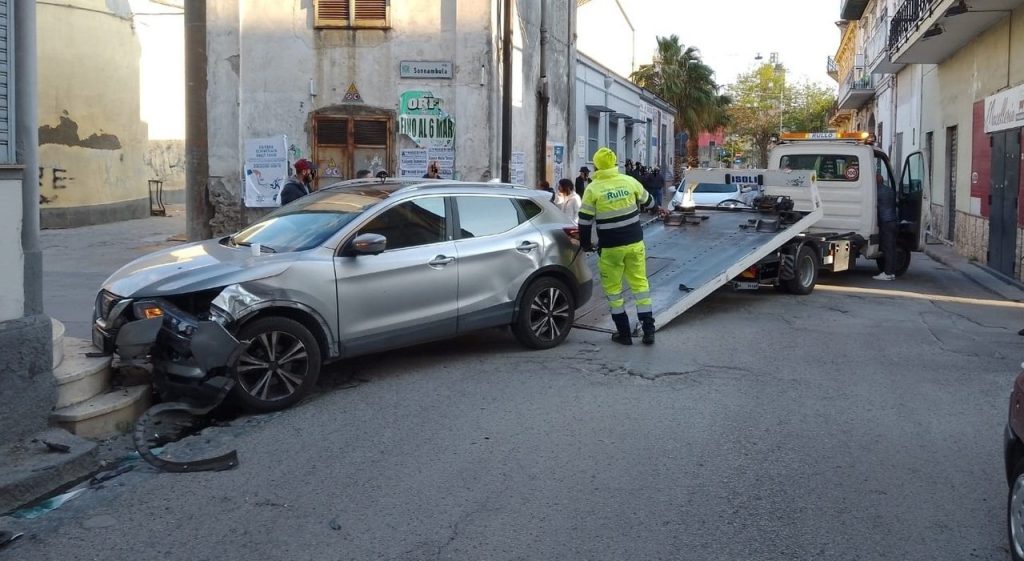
[
  {"xmin": 1004, "ymin": 361, "xmax": 1024, "ymax": 560},
  {"xmin": 670, "ymin": 182, "xmax": 759, "ymax": 209},
  {"xmin": 92, "ymin": 179, "xmax": 593, "ymax": 412}
]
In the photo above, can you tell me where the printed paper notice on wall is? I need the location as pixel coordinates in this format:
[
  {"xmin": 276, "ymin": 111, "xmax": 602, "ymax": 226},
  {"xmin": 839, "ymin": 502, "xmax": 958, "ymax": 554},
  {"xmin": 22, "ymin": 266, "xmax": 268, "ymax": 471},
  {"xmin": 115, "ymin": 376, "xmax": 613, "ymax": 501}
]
[
  {"xmin": 244, "ymin": 135, "xmax": 288, "ymax": 208},
  {"xmin": 510, "ymin": 152, "xmax": 526, "ymax": 185}
]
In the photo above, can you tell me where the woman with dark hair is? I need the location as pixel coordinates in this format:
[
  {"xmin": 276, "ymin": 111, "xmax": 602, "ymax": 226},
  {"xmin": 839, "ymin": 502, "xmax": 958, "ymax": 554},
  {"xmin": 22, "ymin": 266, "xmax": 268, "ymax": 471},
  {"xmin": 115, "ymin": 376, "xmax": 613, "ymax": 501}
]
[{"xmin": 554, "ymin": 178, "xmax": 581, "ymax": 224}]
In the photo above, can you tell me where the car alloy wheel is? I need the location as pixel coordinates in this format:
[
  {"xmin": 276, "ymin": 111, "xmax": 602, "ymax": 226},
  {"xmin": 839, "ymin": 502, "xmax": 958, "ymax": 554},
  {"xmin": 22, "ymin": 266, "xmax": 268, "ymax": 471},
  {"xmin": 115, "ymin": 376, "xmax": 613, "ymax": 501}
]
[
  {"xmin": 230, "ymin": 316, "xmax": 322, "ymax": 412},
  {"xmin": 237, "ymin": 331, "xmax": 309, "ymax": 401},
  {"xmin": 513, "ymin": 277, "xmax": 575, "ymax": 350},
  {"xmin": 530, "ymin": 286, "xmax": 571, "ymax": 343}
]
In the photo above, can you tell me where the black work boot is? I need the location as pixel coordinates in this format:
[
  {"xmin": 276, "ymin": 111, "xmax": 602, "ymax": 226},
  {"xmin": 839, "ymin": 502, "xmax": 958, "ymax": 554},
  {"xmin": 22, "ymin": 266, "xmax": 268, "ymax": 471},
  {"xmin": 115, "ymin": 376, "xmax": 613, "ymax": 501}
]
[
  {"xmin": 639, "ymin": 312, "xmax": 655, "ymax": 345},
  {"xmin": 611, "ymin": 313, "xmax": 633, "ymax": 346}
]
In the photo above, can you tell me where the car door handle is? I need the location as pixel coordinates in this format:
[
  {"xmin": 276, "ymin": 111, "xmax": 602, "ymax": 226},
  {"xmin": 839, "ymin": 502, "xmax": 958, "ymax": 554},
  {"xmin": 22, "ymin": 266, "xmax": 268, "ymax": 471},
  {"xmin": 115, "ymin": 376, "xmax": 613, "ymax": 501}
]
[
  {"xmin": 428, "ymin": 255, "xmax": 455, "ymax": 267},
  {"xmin": 516, "ymin": 241, "xmax": 539, "ymax": 253}
]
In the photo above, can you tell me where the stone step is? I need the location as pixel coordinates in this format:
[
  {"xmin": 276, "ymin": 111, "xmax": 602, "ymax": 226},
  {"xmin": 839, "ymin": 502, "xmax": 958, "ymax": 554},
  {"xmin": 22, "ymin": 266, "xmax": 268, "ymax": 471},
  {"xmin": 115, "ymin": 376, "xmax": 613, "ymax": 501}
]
[
  {"xmin": 52, "ymin": 337, "xmax": 113, "ymax": 409},
  {"xmin": 51, "ymin": 318, "xmax": 66, "ymax": 370},
  {"xmin": 50, "ymin": 385, "xmax": 151, "ymax": 439}
]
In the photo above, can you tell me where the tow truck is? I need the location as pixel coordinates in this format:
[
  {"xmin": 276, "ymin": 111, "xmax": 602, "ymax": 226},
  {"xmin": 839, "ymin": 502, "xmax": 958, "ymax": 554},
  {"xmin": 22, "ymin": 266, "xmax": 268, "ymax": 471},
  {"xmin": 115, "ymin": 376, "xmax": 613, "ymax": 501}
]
[
  {"xmin": 574, "ymin": 169, "xmax": 841, "ymax": 334},
  {"xmin": 572, "ymin": 132, "xmax": 930, "ymax": 335}
]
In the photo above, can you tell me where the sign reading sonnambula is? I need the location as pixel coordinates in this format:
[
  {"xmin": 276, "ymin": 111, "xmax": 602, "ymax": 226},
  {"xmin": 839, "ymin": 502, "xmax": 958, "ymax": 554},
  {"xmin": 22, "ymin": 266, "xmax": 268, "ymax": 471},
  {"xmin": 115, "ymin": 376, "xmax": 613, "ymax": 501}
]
[
  {"xmin": 400, "ymin": 61, "xmax": 453, "ymax": 79},
  {"xmin": 398, "ymin": 91, "xmax": 455, "ymax": 149}
]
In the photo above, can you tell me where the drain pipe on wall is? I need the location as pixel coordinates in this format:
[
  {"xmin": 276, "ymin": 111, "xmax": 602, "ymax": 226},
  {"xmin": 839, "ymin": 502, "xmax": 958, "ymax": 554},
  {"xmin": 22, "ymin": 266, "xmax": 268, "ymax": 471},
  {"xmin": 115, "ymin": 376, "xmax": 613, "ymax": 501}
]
[
  {"xmin": 536, "ymin": 1, "xmax": 549, "ymax": 184},
  {"xmin": 500, "ymin": 0, "xmax": 513, "ymax": 183},
  {"xmin": 566, "ymin": 3, "xmax": 577, "ymax": 172}
]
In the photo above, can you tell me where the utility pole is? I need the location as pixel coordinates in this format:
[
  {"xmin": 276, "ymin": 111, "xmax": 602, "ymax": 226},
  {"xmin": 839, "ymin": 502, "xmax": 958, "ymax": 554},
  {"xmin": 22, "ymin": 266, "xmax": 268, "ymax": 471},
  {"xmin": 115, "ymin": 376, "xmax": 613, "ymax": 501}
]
[
  {"xmin": 500, "ymin": 0, "xmax": 512, "ymax": 183},
  {"xmin": 15, "ymin": 0, "xmax": 41, "ymax": 314},
  {"xmin": 535, "ymin": 1, "xmax": 549, "ymax": 185},
  {"xmin": 184, "ymin": 0, "xmax": 211, "ymax": 241}
]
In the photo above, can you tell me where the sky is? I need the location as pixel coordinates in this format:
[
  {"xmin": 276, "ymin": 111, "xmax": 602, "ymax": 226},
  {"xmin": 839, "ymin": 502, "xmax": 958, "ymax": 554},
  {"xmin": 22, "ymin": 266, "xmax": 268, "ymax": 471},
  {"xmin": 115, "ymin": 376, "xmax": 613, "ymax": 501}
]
[{"xmin": 580, "ymin": 0, "xmax": 842, "ymax": 90}]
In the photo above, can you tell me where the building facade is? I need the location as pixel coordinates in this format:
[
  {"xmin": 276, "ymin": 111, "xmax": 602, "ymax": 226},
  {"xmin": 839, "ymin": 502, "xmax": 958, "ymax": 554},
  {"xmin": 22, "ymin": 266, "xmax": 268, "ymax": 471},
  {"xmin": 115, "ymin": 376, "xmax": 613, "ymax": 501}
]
[
  {"xmin": 37, "ymin": 0, "xmax": 149, "ymax": 228},
  {"xmin": 204, "ymin": 0, "xmax": 576, "ymax": 233},
  {"xmin": 574, "ymin": 53, "xmax": 675, "ymax": 178},
  {"xmin": 834, "ymin": 0, "xmax": 1024, "ymax": 282}
]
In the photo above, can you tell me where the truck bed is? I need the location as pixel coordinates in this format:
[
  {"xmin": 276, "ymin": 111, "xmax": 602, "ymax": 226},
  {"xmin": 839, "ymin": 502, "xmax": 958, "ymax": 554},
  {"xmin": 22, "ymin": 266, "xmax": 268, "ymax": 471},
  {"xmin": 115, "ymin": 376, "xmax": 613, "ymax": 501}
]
[{"xmin": 573, "ymin": 190, "xmax": 823, "ymax": 334}]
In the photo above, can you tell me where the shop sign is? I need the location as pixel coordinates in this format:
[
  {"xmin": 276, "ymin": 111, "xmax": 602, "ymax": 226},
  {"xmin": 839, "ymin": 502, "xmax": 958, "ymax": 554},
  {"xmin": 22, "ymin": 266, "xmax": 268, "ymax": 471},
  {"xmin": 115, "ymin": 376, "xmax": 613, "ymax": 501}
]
[{"xmin": 984, "ymin": 83, "xmax": 1024, "ymax": 133}]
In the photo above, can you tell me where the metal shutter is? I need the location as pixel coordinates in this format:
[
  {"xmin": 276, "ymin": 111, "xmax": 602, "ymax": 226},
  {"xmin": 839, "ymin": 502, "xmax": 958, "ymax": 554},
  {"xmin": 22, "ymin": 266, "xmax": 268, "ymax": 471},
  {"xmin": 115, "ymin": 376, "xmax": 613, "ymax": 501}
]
[{"xmin": 0, "ymin": 0, "xmax": 12, "ymax": 164}]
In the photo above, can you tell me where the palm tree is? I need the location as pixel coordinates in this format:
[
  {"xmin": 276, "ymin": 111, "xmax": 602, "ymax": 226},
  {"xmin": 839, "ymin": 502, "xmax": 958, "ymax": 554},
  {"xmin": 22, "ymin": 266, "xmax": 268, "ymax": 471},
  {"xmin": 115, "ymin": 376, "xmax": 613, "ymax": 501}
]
[{"xmin": 631, "ymin": 35, "xmax": 729, "ymax": 168}]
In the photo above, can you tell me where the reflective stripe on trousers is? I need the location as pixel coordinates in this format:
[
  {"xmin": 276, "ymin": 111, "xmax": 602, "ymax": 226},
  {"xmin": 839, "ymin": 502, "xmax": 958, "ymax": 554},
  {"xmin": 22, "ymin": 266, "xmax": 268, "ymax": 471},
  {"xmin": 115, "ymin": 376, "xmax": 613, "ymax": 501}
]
[{"xmin": 598, "ymin": 241, "xmax": 651, "ymax": 314}]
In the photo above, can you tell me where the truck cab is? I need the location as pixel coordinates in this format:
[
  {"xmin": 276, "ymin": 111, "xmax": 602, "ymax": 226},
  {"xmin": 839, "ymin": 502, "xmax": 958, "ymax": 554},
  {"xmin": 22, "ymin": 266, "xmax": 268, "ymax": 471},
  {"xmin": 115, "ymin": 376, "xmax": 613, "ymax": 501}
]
[{"xmin": 768, "ymin": 132, "xmax": 929, "ymax": 275}]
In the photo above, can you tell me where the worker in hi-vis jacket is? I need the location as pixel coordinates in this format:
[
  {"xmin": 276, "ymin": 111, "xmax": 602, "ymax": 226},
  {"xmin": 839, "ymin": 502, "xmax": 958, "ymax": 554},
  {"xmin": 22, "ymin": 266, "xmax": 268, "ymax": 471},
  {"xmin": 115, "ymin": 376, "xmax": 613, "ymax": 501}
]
[{"xmin": 578, "ymin": 147, "xmax": 658, "ymax": 345}]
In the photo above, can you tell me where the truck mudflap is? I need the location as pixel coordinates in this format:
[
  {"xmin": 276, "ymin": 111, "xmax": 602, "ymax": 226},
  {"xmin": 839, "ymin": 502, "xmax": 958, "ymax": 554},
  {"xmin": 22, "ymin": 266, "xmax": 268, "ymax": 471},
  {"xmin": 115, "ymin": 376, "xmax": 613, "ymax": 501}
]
[{"xmin": 573, "ymin": 182, "xmax": 823, "ymax": 334}]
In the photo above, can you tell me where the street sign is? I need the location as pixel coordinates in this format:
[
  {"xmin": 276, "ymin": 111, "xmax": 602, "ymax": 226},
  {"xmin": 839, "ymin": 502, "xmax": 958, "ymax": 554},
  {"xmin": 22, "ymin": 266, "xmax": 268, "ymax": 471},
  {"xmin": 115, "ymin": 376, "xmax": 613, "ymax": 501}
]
[{"xmin": 400, "ymin": 61, "xmax": 453, "ymax": 79}]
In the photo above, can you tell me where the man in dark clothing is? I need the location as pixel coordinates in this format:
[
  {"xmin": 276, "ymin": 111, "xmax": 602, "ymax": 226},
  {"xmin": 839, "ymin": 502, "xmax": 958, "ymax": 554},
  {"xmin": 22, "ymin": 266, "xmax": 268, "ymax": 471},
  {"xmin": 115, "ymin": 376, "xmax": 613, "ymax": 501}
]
[
  {"xmin": 575, "ymin": 166, "xmax": 591, "ymax": 196},
  {"xmin": 873, "ymin": 176, "xmax": 899, "ymax": 281},
  {"xmin": 281, "ymin": 159, "xmax": 315, "ymax": 206}
]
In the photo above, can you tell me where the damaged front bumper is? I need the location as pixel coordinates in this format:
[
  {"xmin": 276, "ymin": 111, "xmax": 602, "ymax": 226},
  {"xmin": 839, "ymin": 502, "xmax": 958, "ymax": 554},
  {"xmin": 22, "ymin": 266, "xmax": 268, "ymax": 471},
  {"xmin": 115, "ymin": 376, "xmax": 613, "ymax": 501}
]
[{"xmin": 92, "ymin": 292, "xmax": 245, "ymax": 407}]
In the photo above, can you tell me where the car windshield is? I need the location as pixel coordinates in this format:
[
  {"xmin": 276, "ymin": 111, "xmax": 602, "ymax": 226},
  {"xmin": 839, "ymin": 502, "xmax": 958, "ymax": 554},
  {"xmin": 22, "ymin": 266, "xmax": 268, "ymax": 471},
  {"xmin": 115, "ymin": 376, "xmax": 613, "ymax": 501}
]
[
  {"xmin": 692, "ymin": 183, "xmax": 738, "ymax": 194},
  {"xmin": 779, "ymin": 154, "xmax": 861, "ymax": 182},
  {"xmin": 229, "ymin": 186, "xmax": 395, "ymax": 252}
]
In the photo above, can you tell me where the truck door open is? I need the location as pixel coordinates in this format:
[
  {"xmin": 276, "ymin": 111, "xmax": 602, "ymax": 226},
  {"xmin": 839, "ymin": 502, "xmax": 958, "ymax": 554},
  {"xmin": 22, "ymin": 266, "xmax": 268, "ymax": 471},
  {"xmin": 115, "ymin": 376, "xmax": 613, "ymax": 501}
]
[{"xmin": 899, "ymin": 152, "xmax": 928, "ymax": 251}]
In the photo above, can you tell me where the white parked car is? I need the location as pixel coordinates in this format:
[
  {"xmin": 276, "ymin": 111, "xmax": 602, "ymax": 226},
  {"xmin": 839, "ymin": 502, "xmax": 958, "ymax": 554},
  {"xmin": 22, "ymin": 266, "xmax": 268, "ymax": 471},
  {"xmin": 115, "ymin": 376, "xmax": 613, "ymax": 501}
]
[{"xmin": 671, "ymin": 182, "xmax": 760, "ymax": 209}]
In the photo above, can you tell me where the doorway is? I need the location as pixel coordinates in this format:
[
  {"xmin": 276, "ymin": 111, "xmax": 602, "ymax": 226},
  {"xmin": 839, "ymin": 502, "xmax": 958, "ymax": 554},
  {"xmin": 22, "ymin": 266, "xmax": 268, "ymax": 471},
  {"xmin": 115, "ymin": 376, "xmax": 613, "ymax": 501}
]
[
  {"xmin": 313, "ymin": 115, "xmax": 392, "ymax": 188},
  {"xmin": 988, "ymin": 128, "xmax": 1021, "ymax": 277},
  {"xmin": 945, "ymin": 126, "xmax": 958, "ymax": 241}
]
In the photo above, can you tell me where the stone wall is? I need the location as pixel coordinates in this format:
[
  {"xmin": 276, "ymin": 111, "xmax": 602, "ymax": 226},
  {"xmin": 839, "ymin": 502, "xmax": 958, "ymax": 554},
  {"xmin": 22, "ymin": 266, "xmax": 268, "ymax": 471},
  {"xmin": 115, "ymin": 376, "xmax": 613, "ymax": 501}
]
[{"xmin": 954, "ymin": 211, "xmax": 988, "ymax": 264}]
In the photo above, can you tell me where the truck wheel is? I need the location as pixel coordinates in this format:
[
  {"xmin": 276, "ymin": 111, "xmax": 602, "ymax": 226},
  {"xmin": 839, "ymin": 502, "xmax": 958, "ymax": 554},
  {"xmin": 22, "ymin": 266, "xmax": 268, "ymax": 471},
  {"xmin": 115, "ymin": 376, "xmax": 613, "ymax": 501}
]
[
  {"xmin": 783, "ymin": 246, "xmax": 818, "ymax": 295},
  {"xmin": 875, "ymin": 242, "xmax": 911, "ymax": 277},
  {"xmin": 230, "ymin": 317, "xmax": 322, "ymax": 412},
  {"xmin": 512, "ymin": 277, "xmax": 575, "ymax": 349}
]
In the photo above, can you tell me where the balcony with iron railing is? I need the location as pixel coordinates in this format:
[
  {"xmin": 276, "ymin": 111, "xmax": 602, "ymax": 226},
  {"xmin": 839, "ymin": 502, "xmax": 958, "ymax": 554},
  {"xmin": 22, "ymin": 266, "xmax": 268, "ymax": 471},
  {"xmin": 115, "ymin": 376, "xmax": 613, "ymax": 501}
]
[
  {"xmin": 838, "ymin": 67, "xmax": 875, "ymax": 110},
  {"xmin": 889, "ymin": 0, "xmax": 1024, "ymax": 65},
  {"xmin": 864, "ymin": 8, "xmax": 905, "ymax": 75},
  {"xmin": 827, "ymin": 56, "xmax": 839, "ymax": 81}
]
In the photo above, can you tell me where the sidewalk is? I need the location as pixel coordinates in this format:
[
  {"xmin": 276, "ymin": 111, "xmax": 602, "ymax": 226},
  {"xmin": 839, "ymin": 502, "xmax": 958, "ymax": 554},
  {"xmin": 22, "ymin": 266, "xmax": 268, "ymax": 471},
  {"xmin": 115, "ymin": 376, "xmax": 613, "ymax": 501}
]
[
  {"xmin": 922, "ymin": 241, "xmax": 1024, "ymax": 303},
  {"xmin": 41, "ymin": 206, "xmax": 186, "ymax": 339}
]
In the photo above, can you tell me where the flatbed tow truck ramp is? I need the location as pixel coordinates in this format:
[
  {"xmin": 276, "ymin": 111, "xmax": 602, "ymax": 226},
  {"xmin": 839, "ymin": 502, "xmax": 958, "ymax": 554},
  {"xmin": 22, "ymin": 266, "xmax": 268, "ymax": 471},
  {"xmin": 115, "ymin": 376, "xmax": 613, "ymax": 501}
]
[{"xmin": 572, "ymin": 170, "xmax": 824, "ymax": 334}]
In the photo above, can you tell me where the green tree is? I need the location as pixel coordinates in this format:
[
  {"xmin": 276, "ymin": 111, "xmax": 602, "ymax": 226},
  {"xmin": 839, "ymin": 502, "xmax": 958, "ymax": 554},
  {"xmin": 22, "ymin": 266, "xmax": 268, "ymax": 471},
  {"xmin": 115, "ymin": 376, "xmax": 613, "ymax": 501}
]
[
  {"xmin": 727, "ymin": 64, "xmax": 837, "ymax": 167},
  {"xmin": 784, "ymin": 81, "xmax": 836, "ymax": 133},
  {"xmin": 726, "ymin": 63, "xmax": 787, "ymax": 167},
  {"xmin": 630, "ymin": 35, "xmax": 730, "ymax": 169}
]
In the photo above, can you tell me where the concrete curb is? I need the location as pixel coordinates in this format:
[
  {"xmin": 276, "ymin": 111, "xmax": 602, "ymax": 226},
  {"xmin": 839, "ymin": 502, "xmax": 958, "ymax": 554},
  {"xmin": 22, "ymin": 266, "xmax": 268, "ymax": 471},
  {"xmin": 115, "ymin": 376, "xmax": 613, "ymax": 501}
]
[{"xmin": 0, "ymin": 428, "xmax": 98, "ymax": 514}]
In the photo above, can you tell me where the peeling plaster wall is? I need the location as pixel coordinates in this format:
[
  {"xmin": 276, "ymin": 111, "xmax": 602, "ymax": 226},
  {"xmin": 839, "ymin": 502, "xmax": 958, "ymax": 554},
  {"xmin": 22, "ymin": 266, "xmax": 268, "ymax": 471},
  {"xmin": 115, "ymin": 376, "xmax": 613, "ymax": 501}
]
[
  {"xmin": 37, "ymin": 0, "xmax": 149, "ymax": 226},
  {"xmin": 207, "ymin": 0, "xmax": 573, "ymax": 231}
]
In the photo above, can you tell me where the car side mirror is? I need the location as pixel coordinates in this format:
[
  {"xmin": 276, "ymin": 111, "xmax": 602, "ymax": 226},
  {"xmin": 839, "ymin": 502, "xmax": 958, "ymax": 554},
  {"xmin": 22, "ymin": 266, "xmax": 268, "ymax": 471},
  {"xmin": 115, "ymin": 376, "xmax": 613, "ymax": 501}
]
[{"xmin": 348, "ymin": 233, "xmax": 387, "ymax": 256}]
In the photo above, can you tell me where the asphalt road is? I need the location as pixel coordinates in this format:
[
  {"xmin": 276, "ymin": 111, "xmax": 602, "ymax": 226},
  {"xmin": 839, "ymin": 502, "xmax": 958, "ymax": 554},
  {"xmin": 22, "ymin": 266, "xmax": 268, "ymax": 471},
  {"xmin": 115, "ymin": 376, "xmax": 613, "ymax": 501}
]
[{"xmin": 13, "ymin": 213, "xmax": 1024, "ymax": 560}]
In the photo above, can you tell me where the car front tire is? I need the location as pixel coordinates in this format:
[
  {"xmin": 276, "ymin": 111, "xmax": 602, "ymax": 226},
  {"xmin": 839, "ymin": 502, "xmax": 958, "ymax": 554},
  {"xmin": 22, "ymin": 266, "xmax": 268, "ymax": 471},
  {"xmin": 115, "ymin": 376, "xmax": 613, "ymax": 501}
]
[
  {"xmin": 513, "ymin": 277, "xmax": 575, "ymax": 350},
  {"xmin": 230, "ymin": 316, "xmax": 322, "ymax": 412}
]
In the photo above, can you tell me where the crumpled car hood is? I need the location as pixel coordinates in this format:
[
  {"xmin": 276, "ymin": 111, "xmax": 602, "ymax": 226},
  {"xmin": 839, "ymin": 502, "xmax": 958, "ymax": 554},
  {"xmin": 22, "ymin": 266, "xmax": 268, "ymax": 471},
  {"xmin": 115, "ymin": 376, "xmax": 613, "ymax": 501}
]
[{"xmin": 103, "ymin": 239, "xmax": 292, "ymax": 298}]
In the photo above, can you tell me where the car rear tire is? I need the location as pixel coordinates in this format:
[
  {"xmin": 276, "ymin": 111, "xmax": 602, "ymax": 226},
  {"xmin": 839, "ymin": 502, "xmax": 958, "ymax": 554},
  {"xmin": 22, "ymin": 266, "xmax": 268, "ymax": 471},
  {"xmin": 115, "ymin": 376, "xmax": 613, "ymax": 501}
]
[
  {"xmin": 1009, "ymin": 460, "xmax": 1024, "ymax": 561},
  {"xmin": 513, "ymin": 277, "xmax": 575, "ymax": 350},
  {"xmin": 783, "ymin": 245, "xmax": 818, "ymax": 295},
  {"xmin": 230, "ymin": 317, "xmax": 322, "ymax": 412}
]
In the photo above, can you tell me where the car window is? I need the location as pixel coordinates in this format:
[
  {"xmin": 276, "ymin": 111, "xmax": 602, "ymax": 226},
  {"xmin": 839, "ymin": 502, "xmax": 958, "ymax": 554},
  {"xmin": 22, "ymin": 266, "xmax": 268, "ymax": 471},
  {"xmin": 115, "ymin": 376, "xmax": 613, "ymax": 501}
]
[
  {"xmin": 693, "ymin": 183, "xmax": 738, "ymax": 194},
  {"xmin": 456, "ymin": 196, "xmax": 522, "ymax": 239},
  {"xmin": 516, "ymin": 198, "xmax": 543, "ymax": 220},
  {"xmin": 779, "ymin": 154, "xmax": 861, "ymax": 182},
  {"xmin": 230, "ymin": 189, "xmax": 386, "ymax": 252},
  {"xmin": 358, "ymin": 197, "xmax": 447, "ymax": 251}
]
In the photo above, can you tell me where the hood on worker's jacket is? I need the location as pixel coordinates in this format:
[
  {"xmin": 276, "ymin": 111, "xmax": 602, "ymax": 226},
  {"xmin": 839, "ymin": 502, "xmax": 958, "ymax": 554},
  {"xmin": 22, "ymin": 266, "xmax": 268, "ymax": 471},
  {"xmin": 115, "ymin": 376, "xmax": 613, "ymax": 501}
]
[{"xmin": 593, "ymin": 147, "xmax": 618, "ymax": 171}]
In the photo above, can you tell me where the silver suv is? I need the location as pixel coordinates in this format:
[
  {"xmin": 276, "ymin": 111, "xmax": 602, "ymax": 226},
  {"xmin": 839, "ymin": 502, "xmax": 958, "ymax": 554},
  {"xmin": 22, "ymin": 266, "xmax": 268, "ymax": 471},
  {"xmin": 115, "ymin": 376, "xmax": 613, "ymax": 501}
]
[{"xmin": 92, "ymin": 179, "xmax": 593, "ymax": 411}]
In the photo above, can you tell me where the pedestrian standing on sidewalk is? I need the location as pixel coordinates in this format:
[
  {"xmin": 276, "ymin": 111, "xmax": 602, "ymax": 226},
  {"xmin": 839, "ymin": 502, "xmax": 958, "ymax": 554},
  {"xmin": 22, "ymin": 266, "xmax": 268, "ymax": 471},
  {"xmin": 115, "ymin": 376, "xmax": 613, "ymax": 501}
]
[
  {"xmin": 873, "ymin": 172, "xmax": 899, "ymax": 281},
  {"xmin": 554, "ymin": 178, "xmax": 581, "ymax": 224},
  {"xmin": 578, "ymin": 147, "xmax": 659, "ymax": 345},
  {"xmin": 575, "ymin": 166, "xmax": 592, "ymax": 197},
  {"xmin": 281, "ymin": 159, "xmax": 316, "ymax": 206}
]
